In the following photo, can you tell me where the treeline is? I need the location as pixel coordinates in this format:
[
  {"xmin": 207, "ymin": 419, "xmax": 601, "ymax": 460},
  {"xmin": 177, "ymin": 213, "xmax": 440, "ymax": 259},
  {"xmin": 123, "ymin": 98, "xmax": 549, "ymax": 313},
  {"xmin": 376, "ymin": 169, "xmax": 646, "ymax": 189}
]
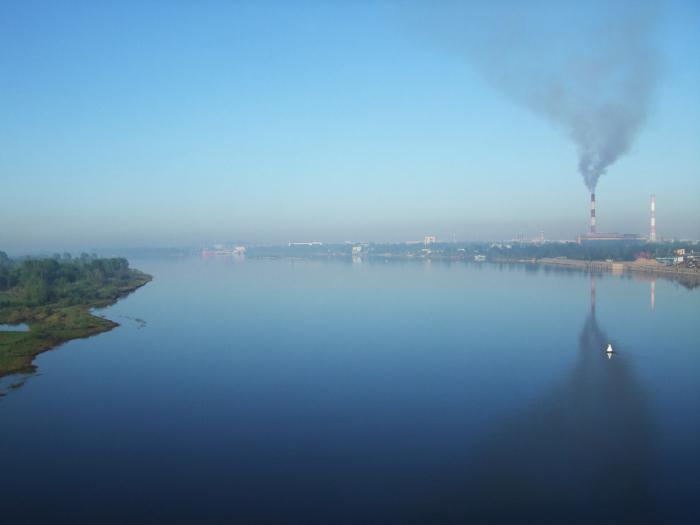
[{"xmin": 0, "ymin": 252, "xmax": 135, "ymax": 307}]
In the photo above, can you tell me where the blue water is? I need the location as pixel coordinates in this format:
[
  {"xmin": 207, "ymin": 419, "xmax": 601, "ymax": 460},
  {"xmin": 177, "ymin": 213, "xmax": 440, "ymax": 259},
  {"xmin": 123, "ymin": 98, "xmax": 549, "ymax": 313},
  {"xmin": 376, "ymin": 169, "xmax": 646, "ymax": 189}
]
[
  {"xmin": 0, "ymin": 323, "xmax": 29, "ymax": 332},
  {"xmin": 1, "ymin": 258, "xmax": 698, "ymax": 524}
]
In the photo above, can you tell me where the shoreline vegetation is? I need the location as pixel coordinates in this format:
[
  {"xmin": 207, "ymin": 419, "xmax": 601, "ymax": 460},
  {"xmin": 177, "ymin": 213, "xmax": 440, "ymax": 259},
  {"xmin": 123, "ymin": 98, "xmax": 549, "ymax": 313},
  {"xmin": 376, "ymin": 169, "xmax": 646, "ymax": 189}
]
[{"xmin": 0, "ymin": 253, "xmax": 151, "ymax": 379}]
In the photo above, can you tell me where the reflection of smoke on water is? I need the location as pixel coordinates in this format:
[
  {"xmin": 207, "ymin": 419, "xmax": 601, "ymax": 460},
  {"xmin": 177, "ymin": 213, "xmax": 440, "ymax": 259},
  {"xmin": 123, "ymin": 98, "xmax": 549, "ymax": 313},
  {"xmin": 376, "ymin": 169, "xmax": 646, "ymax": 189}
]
[{"xmin": 411, "ymin": 308, "xmax": 658, "ymax": 523}]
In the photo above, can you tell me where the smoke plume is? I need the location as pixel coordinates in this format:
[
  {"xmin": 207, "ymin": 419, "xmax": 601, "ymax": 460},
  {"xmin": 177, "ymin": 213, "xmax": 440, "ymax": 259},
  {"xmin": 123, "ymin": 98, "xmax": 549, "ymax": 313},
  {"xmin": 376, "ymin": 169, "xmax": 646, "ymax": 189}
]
[{"xmin": 422, "ymin": 1, "xmax": 659, "ymax": 191}]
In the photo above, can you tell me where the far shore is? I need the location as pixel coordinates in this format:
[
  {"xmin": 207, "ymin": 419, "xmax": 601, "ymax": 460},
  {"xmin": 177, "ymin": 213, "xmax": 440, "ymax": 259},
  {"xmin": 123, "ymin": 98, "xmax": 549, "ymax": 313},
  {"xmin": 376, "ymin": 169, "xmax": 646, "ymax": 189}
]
[
  {"xmin": 493, "ymin": 256, "xmax": 700, "ymax": 280},
  {"xmin": 247, "ymin": 251, "xmax": 700, "ymax": 284}
]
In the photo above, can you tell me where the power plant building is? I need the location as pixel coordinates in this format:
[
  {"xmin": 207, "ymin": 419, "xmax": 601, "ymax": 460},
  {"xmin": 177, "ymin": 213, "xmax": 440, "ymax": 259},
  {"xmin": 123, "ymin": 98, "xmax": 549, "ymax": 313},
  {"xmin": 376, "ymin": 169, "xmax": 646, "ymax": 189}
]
[
  {"xmin": 577, "ymin": 193, "xmax": 650, "ymax": 243},
  {"xmin": 578, "ymin": 232, "xmax": 647, "ymax": 243}
]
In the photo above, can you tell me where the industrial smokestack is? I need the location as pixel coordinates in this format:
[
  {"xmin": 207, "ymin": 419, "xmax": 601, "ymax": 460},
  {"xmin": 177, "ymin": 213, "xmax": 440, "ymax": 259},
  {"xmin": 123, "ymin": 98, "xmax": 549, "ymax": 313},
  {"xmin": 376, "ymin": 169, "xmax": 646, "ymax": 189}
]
[
  {"xmin": 650, "ymin": 194, "xmax": 656, "ymax": 242},
  {"xmin": 590, "ymin": 193, "xmax": 596, "ymax": 234}
]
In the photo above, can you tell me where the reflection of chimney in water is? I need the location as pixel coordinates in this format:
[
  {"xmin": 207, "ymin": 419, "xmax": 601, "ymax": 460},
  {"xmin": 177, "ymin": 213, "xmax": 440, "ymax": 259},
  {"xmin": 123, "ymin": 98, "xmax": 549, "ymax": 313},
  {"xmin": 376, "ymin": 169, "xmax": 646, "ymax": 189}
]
[
  {"xmin": 590, "ymin": 193, "xmax": 597, "ymax": 233},
  {"xmin": 591, "ymin": 275, "xmax": 596, "ymax": 315},
  {"xmin": 651, "ymin": 279, "xmax": 655, "ymax": 312}
]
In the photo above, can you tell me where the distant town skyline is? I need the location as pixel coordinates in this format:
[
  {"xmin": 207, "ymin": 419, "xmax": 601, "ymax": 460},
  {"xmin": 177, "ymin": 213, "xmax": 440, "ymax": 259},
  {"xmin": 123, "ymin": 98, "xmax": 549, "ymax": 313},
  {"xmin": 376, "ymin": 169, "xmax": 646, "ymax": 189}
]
[{"xmin": 2, "ymin": 0, "xmax": 699, "ymax": 253}]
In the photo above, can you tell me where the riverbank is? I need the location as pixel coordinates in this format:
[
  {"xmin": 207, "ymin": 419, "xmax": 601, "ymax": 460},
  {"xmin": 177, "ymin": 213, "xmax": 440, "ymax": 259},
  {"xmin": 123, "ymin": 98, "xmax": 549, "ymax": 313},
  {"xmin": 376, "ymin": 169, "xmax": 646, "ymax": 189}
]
[
  {"xmin": 495, "ymin": 256, "xmax": 700, "ymax": 282},
  {"xmin": 0, "ymin": 270, "xmax": 151, "ymax": 378}
]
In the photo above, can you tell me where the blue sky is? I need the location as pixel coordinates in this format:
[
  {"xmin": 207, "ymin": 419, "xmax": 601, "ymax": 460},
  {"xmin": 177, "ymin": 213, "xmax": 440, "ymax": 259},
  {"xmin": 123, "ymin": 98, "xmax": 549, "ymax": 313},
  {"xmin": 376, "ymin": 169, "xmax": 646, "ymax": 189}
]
[{"xmin": 1, "ymin": 0, "xmax": 699, "ymax": 253}]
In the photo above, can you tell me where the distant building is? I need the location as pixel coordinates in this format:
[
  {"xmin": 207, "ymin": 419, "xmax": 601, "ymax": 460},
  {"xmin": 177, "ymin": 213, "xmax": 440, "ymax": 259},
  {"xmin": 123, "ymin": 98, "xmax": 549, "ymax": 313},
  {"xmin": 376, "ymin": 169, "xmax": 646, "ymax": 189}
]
[
  {"xmin": 656, "ymin": 256, "xmax": 684, "ymax": 266},
  {"xmin": 288, "ymin": 241, "xmax": 323, "ymax": 247},
  {"xmin": 202, "ymin": 245, "xmax": 245, "ymax": 256},
  {"xmin": 424, "ymin": 235, "xmax": 437, "ymax": 246},
  {"xmin": 577, "ymin": 232, "xmax": 646, "ymax": 243}
]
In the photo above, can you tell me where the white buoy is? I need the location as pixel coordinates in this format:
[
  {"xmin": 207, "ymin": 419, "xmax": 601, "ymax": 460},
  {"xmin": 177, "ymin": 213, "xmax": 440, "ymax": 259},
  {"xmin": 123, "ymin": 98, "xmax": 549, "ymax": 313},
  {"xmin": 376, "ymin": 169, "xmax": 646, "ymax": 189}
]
[{"xmin": 606, "ymin": 343, "xmax": 614, "ymax": 359}]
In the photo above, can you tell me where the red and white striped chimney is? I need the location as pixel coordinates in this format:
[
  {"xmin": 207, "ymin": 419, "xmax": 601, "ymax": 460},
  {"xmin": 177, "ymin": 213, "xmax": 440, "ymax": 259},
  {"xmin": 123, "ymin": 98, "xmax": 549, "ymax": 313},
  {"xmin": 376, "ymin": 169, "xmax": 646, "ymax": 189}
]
[
  {"xmin": 590, "ymin": 193, "xmax": 596, "ymax": 234},
  {"xmin": 650, "ymin": 194, "xmax": 656, "ymax": 242}
]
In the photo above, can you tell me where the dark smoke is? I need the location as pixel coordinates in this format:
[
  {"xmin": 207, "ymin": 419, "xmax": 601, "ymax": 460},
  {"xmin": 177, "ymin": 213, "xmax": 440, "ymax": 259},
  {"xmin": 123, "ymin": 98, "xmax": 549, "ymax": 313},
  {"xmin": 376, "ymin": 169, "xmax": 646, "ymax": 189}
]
[{"xmin": 419, "ymin": 1, "xmax": 659, "ymax": 191}]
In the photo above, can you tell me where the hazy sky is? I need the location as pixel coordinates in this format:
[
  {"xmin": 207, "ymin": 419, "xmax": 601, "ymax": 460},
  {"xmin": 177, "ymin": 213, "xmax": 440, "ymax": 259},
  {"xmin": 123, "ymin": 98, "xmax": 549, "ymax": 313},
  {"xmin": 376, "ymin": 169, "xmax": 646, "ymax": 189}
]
[{"xmin": 2, "ymin": 0, "xmax": 699, "ymax": 253}]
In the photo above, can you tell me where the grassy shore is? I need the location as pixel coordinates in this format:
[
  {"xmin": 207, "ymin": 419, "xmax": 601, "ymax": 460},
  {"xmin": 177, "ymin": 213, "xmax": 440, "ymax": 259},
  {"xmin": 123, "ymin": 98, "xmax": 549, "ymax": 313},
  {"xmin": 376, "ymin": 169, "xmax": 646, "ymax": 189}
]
[{"xmin": 0, "ymin": 270, "xmax": 151, "ymax": 378}]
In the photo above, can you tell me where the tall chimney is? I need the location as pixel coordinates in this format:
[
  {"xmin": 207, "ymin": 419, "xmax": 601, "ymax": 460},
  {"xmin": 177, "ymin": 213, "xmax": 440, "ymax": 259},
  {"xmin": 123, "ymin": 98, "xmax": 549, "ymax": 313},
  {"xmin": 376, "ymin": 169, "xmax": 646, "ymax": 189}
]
[
  {"xmin": 590, "ymin": 193, "xmax": 596, "ymax": 234},
  {"xmin": 650, "ymin": 194, "xmax": 656, "ymax": 242}
]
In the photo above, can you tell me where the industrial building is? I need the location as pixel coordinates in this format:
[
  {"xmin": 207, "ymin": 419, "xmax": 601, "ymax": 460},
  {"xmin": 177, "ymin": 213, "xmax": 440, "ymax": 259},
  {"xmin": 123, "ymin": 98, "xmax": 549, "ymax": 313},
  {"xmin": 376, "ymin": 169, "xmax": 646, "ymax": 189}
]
[
  {"xmin": 578, "ymin": 232, "xmax": 647, "ymax": 243},
  {"xmin": 577, "ymin": 194, "xmax": 654, "ymax": 243}
]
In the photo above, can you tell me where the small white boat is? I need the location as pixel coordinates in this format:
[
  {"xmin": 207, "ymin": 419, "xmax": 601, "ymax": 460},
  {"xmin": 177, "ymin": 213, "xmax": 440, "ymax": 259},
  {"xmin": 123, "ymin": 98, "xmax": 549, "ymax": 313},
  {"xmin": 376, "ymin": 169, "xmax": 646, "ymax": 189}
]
[{"xmin": 606, "ymin": 343, "xmax": 614, "ymax": 359}]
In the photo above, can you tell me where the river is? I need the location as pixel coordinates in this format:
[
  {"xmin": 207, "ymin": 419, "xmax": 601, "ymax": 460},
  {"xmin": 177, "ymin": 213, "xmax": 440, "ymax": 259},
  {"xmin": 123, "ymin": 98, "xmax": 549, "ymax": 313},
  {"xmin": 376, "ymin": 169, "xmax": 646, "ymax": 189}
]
[{"xmin": 1, "ymin": 257, "xmax": 698, "ymax": 524}]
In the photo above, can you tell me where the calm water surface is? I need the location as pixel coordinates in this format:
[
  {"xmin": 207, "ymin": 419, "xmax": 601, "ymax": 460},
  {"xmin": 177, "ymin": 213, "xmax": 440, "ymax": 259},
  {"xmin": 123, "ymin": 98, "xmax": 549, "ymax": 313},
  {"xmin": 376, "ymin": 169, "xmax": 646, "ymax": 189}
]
[
  {"xmin": 0, "ymin": 323, "xmax": 29, "ymax": 332},
  {"xmin": 1, "ymin": 258, "xmax": 698, "ymax": 524}
]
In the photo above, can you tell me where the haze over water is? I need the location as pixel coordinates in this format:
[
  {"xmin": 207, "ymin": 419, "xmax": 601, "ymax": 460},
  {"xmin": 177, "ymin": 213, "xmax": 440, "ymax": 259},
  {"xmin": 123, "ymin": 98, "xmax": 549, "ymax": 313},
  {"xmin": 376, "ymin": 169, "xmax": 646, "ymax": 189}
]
[{"xmin": 1, "ymin": 257, "xmax": 698, "ymax": 523}]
